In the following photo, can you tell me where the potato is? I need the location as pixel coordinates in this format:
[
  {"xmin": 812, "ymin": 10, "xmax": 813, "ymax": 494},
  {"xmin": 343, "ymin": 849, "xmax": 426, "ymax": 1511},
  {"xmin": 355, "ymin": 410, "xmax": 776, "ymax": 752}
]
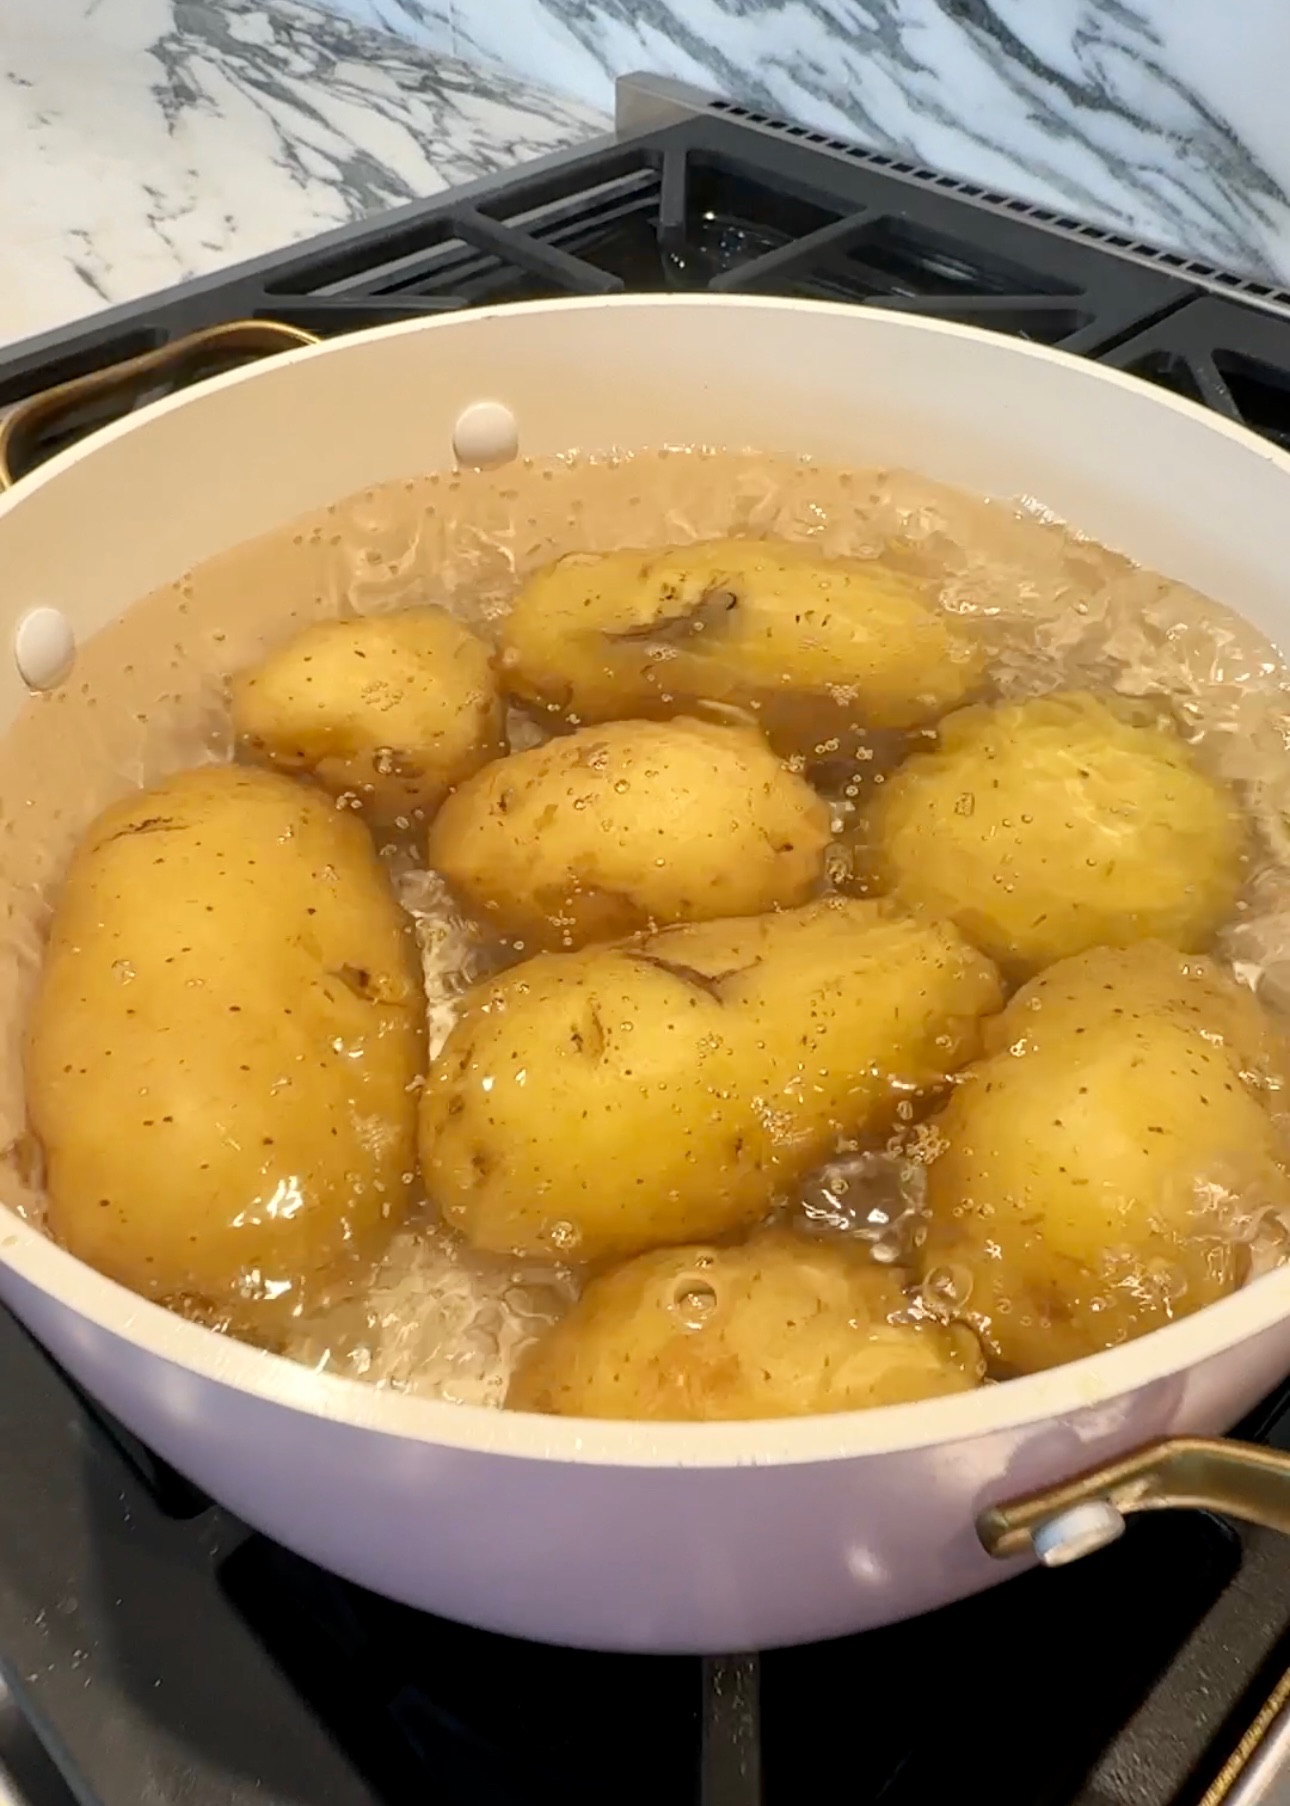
[
  {"xmin": 500, "ymin": 538, "xmax": 984, "ymax": 756},
  {"xmin": 988, "ymin": 943, "xmax": 1290, "ymax": 1094},
  {"xmin": 864, "ymin": 691, "xmax": 1247, "ymax": 974},
  {"xmin": 427, "ymin": 717, "xmax": 831, "ymax": 951},
  {"xmin": 26, "ymin": 766, "xmax": 426, "ymax": 1338},
  {"xmin": 231, "ymin": 610, "xmax": 505, "ymax": 821},
  {"xmin": 509, "ymin": 1229, "xmax": 984, "ymax": 1420},
  {"xmin": 920, "ymin": 943, "xmax": 1290, "ymax": 1373},
  {"xmin": 420, "ymin": 898, "xmax": 1002, "ymax": 1261}
]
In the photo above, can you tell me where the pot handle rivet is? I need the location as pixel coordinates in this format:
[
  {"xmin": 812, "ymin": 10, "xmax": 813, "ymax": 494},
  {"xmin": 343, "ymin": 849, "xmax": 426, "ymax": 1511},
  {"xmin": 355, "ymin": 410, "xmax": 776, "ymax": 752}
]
[
  {"xmin": 452, "ymin": 400, "xmax": 519, "ymax": 470},
  {"xmin": 14, "ymin": 607, "xmax": 74, "ymax": 691},
  {"xmin": 1031, "ymin": 1501, "xmax": 1126, "ymax": 1567}
]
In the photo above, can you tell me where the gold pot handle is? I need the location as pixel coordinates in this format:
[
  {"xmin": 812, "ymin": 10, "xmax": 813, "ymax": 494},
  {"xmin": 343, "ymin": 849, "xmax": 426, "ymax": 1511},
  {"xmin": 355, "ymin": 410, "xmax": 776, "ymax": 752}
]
[
  {"xmin": 978, "ymin": 1435, "xmax": 1290, "ymax": 1565},
  {"xmin": 0, "ymin": 318, "xmax": 320, "ymax": 491}
]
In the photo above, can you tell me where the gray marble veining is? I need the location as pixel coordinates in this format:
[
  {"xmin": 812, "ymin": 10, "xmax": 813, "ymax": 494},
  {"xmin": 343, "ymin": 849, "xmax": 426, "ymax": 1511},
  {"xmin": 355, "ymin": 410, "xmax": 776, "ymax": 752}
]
[
  {"xmin": 7, "ymin": 0, "xmax": 1290, "ymax": 358},
  {"xmin": 315, "ymin": 0, "xmax": 1290, "ymax": 285},
  {"xmin": 0, "ymin": 0, "xmax": 606, "ymax": 348}
]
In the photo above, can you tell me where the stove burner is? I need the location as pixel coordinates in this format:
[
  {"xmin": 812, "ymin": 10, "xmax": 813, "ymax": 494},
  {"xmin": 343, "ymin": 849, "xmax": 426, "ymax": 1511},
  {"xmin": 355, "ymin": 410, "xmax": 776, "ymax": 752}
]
[
  {"xmin": 7, "ymin": 70, "xmax": 1290, "ymax": 1806},
  {"xmin": 482, "ymin": 156, "xmax": 843, "ymax": 289}
]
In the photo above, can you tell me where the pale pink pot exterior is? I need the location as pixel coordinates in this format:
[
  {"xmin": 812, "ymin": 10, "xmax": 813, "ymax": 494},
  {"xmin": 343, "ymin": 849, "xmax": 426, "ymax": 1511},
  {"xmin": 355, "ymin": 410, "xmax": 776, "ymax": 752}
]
[{"xmin": 2, "ymin": 297, "xmax": 1289, "ymax": 1651}]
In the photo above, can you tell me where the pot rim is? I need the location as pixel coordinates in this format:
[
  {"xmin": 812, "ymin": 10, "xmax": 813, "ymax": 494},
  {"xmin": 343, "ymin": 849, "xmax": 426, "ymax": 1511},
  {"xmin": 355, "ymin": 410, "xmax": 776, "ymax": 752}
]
[{"xmin": 3, "ymin": 291, "xmax": 1288, "ymax": 1470}]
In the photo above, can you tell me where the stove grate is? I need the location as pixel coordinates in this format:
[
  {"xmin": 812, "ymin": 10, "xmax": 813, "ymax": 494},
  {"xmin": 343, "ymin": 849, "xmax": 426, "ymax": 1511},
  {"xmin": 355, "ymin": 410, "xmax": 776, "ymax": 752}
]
[
  {"xmin": 1105, "ymin": 295, "xmax": 1290, "ymax": 452},
  {"xmin": 0, "ymin": 115, "xmax": 1198, "ymax": 484}
]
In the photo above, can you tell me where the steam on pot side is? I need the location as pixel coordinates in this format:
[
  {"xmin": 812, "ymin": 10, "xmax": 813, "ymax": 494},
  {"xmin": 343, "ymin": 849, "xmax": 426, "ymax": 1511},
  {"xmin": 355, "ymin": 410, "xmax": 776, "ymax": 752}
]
[{"xmin": 8, "ymin": 448, "xmax": 1290, "ymax": 1417}]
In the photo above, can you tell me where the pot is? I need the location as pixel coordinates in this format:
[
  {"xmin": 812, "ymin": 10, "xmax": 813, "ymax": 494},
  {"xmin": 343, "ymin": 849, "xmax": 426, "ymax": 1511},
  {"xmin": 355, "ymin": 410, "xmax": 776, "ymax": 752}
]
[{"xmin": 3, "ymin": 294, "xmax": 1290, "ymax": 1654}]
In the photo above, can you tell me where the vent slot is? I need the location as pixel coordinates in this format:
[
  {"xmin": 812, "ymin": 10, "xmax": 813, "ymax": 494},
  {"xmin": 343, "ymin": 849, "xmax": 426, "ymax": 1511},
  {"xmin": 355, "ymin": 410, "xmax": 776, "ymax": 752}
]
[{"xmin": 704, "ymin": 96, "xmax": 1290, "ymax": 314}]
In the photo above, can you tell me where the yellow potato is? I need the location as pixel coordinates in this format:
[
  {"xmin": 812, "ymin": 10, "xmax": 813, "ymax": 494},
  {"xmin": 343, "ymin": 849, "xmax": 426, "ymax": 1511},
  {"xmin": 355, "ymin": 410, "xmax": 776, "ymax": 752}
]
[
  {"xmin": 231, "ymin": 609, "xmax": 505, "ymax": 821},
  {"xmin": 987, "ymin": 943, "xmax": 1290, "ymax": 1094},
  {"xmin": 920, "ymin": 943, "xmax": 1290, "ymax": 1373},
  {"xmin": 420, "ymin": 898, "xmax": 1003, "ymax": 1261},
  {"xmin": 426, "ymin": 717, "xmax": 831, "ymax": 951},
  {"xmin": 500, "ymin": 538, "xmax": 984, "ymax": 755},
  {"xmin": 26, "ymin": 766, "xmax": 426, "ymax": 1338},
  {"xmin": 864, "ymin": 691, "xmax": 1247, "ymax": 974},
  {"xmin": 509, "ymin": 1229, "xmax": 984, "ymax": 1420}
]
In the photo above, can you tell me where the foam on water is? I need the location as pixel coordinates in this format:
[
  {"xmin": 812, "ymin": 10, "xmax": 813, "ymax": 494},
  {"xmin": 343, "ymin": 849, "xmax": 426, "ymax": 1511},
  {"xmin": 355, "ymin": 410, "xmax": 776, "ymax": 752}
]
[{"xmin": 4, "ymin": 449, "xmax": 1290, "ymax": 1398}]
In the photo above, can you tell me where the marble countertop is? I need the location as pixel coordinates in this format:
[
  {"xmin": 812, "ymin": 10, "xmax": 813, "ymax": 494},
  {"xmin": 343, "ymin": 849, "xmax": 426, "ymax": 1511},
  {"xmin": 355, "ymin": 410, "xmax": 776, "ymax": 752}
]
[
  {"xmin": 0, "ymin": 0, "xmax": 607, "ymax": 352},
  {"xmin": 4, "ymin": 0, "xmax": 1287, "ymax": 364},
  {"xmin": 274, "ymin": 0, "xmax": 1290, "ymax": 292}
]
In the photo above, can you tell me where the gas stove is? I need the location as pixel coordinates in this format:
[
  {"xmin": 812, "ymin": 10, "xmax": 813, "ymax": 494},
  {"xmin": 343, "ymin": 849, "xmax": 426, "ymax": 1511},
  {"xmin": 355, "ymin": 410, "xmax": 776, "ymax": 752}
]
[{"xmin": 5, "ymin": 69, "xmax": 1290, "ymax": 1806}]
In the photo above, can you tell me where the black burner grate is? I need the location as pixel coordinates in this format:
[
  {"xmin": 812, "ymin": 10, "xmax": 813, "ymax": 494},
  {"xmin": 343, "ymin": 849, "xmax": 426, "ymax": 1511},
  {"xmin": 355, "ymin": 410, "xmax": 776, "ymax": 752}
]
[
  {"xmin": 1106, "ymin": 295, "xmax": 1290, "ymax": 452},
  {"xmin": 0, "ymin": 114, "xmax": 1202, "ymax": 483}
]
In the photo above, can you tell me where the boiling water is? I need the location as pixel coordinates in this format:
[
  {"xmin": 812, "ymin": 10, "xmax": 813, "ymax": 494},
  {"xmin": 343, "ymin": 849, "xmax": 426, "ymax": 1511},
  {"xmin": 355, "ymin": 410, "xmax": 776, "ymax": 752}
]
[{"xmin": 5, "ymin": 448, "xmax": 1290, "ymax": 1403}]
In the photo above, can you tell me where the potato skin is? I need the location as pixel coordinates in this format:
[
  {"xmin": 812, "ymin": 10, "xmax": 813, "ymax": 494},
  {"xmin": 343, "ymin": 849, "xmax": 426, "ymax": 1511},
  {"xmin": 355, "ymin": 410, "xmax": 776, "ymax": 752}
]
[
  {"xmin": 26, "ymin": 766, "xmax": 426, "ymax": 1337},
  {"xmin": 500, "ymin": 538, "xmax": 984, "ymax": 754},
  {"xmin": 921, "ymin": 943, "xmax": 1290, "ymax": 1373},
  {"xmin": 509, "ymin": 1229, "xmax": 984, "ymax": 1420},
  {"xmin": 865, "ymin": 692, "xmax": 1247, "ymax": 975},
  {"xmin": 426, "ymin": 717, "xmax": 831, "ymax": 951},
  {"xmin": 420, "ymin": 898, "xmax": 1003, "ymax": 1262},
  {"xmin": 987, "ymin": 943, "xmax": 1290, "ymax": 1088},
  {"xmin": 231, "ymin": 610, "xmax": 505, "ymax": 821}
]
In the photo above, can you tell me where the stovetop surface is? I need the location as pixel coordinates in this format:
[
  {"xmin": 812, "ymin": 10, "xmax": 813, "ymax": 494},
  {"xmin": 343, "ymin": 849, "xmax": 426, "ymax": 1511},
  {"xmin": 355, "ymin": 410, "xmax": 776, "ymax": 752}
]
[{"xmin": 6, "ymin": 71, "xmax": 1290, "ymax": 1806}]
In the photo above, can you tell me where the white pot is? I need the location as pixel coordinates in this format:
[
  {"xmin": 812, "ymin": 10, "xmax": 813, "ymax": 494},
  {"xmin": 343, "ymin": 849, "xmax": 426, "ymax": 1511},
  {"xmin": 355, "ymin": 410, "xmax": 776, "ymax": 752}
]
[{"xmin": 3, "ymin": 295, "xmax": 1290, "ymax": 1653}]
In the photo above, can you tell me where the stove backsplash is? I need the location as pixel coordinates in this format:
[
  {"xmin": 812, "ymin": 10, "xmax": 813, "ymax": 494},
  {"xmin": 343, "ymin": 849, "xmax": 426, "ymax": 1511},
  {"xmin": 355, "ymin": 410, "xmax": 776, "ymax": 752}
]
[{"xmin": 312, "ymin": 0, "xmax": 1290, "ymax": 289}]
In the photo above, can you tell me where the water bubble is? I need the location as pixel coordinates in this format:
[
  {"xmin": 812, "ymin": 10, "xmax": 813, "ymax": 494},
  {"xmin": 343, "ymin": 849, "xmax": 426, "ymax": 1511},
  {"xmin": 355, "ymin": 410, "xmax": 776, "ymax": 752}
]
[
  {"xmin": 922, "ymin": 1263, "xmax": 975, "ymax": 1312},
  {"xmin": 794, "ymin": 1151, "xmax": 926, "ymax": 1263},
  {"xmin": 669, "ymin": 1277, "xmax": 718, "ymax": 1329}
]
